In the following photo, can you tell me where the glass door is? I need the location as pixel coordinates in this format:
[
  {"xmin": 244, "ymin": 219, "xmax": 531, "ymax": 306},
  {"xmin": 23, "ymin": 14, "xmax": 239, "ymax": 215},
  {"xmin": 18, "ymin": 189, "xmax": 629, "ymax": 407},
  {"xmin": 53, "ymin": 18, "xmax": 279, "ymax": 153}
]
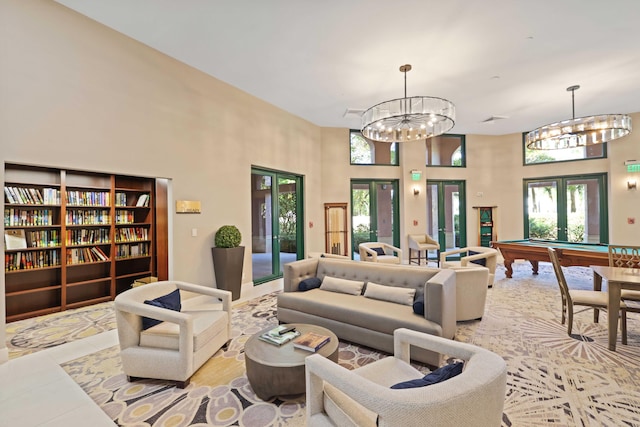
[
  {"xmin": 251, "ymin": 168, "xmax": 303, "ymax": 284},
  {"xmin": 350, "ymin": 180, "xmax": 399, "ymax": 259},
  {"xmin": 524, "ymin": 173, "xmax": 608, "ymax": 243},
  {"xmin": 427, "ymin": 180, "xmax": 466, "ymax": 256}
]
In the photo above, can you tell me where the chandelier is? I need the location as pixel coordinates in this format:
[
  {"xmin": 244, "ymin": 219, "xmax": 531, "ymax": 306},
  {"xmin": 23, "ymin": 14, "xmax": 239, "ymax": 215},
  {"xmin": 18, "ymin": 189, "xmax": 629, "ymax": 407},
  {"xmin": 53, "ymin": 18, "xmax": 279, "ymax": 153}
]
[
  {"xmin": 361, "ymin": 64, "xmax": 455, "ymax": 143},
  {"xmin": 526, "ymin": 85, "xmax": 632, "ymax": 150}
]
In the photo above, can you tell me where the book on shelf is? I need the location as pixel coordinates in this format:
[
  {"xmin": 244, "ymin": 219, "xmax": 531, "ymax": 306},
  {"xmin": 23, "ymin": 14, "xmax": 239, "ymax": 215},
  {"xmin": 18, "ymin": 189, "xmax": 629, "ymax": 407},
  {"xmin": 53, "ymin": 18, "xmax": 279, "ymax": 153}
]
[
  {"xmin": 292, "ymin": 331, "xmax": 331, "ymax": 352},
  {"xmin": 136, "ymin": 194, "xmax": 150, "ymax": 207},
  {"xmin": 4, "ymin": 229, "xmax": 27, "ymax": 250},
  {"xmin": 258, "ymin": 325, "xmax": 301, "ymax": 346}
]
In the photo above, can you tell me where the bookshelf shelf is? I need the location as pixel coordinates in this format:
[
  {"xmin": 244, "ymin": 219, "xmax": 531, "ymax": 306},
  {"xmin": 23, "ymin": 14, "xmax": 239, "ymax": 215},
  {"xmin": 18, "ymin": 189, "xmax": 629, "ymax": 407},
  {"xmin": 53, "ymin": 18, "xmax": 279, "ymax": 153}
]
[{"xmin": 4, "ymin": 163, "xmax": 168, "ymax": 321}]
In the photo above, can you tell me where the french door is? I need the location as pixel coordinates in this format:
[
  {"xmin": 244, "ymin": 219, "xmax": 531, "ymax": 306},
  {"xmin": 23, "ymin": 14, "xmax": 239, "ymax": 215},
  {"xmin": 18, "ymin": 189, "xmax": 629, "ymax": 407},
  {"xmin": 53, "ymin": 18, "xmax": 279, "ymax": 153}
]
[
  {"xmin": 524, "ymin": 173, "xmax": 608, "ymax": 243},
  {"xmin": 251, "ymin": 168, "xmax": 304, "ymax": 284},
  {"xmin": 426, "ymin": 180, "xmax": 467, "ymax": 256},
  {"xmin": 350, "ymin": 180, "xmax": 400, "ymax": 259}
]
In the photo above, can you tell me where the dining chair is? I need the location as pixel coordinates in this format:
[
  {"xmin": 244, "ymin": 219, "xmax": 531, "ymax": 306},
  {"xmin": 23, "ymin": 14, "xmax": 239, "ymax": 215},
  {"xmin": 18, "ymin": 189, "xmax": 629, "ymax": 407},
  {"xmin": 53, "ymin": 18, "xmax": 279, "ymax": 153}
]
[
  {"xmin": 548, "ymin": 247, "xmax": 628, "ymax": 343},
  {"xmin": 608, "ymin": 245, "xmax": 640, "ymax": 315}
]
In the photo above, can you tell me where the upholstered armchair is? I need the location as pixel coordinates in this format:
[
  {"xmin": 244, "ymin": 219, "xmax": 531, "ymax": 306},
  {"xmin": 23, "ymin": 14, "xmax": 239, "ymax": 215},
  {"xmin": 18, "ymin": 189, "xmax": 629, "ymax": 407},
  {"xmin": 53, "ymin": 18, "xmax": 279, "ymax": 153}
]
[
  {"xmin": 440, "ymin": 246, "xmax": 498, "ymax": 287},
  {"xmin": 408, "ymin": 234, "xmax": 440, "ymax": 266},
  {"xmin": 306, "ymin": 328, "xmax": 507, "ymax": 427},
  {"xmin": 359, "ymin": 242, "xmax": 402, "ymax": 264},
  {"xmin": 114, "ymin": 280, "xmax": 232, "ymax": 388}
]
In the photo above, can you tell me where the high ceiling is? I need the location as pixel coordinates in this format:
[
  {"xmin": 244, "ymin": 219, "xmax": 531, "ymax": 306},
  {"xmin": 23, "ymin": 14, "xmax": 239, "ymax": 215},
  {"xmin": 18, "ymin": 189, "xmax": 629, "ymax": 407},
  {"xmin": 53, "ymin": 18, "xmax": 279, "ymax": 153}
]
[{"xmin": 54, "ymin": 0, "xmax": 640, "ymax": 136}]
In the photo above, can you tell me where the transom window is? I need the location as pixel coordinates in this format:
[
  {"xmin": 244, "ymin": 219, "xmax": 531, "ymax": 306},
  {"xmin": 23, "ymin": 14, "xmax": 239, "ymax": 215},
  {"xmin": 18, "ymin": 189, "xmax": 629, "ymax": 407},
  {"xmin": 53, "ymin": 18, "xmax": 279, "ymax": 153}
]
[
  {"xmin": 350, "ymin": 130, "xmax": 398, "ymax": 165},
  {"xmin": 523, "ymin": 133, "xmax": 606, "ymax": 165},
  {"xmin": 425, "ymin": 134, "xmax": 465, "ymax": 167}
]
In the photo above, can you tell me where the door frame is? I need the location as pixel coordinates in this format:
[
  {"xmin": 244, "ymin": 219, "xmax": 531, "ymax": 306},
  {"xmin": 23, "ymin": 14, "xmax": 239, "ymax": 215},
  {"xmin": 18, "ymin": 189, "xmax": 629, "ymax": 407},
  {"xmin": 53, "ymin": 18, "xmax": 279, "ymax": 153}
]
[
  {"xmin": 251, "ymin": 167, "xmax": 304, "ymax": 285},
  {"xmin": 426, "ymin": 179, "xmax": 467, "ymax": 255},
  {"xmin": 350, "ymin": 179, "xmax": 400, "ymax": 259}
]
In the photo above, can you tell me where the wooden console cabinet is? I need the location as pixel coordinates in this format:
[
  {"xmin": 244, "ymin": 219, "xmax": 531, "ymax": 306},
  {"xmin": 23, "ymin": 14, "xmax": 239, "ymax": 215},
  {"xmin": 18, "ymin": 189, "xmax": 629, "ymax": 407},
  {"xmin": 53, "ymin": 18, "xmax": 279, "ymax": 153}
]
[{"xmin": 3, "ymin": 163, "xmax": 168, "ymax": 322}]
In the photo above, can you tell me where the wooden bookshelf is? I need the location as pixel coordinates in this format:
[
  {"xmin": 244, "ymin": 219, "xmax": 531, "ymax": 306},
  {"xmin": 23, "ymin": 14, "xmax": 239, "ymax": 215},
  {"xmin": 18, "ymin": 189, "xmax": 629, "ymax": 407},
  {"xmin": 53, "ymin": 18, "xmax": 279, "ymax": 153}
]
[{"xmin": 4, "ymin": 163, "xmax": 168, "ymax": 322}]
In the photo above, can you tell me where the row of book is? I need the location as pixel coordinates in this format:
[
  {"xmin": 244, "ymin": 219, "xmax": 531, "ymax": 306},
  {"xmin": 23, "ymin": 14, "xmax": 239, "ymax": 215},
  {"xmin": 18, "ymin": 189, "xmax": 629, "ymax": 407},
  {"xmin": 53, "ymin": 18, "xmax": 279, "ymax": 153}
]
[
  {"xmin": 26, "ymin": 229, "xmax": 60, "ymax": 248},
  {"xmin": 4, "ymin": 186, "xmax": 61, "ymax": 205},
  {"xmin": 66, "ymin": 228, "xmax": 110, "ymax": 246},
  {"xmin": 114, "ymin": 193, "xmax": 150, "ymax": 207},
  {"xmin": 66, "ymin": 209, "xmax": 110, "ymax": 225},
  {"xmin": 115, "ymin": 242, "xmax": 149, "ymax": 258},
  {"xmin": 66, "ymin": 247, "xmax": 109, "ymax": 264},
  {"xmin": 115, "ymin": 210, "xmax": 136, "ymax": 224},
  {"xmin": 5, "ymin": 250, "xmax": 60, "ymax": 271},
  {"xmin": 115, "ymin": 227, "xmax": 149, "ymax": 242},
  {"xmin": 66, "ymin": 190, "xmax": 110, "ymax": 207},
  {"xmin": 4, "ymin": 208, "xmax": 54, "ymax": 227}
]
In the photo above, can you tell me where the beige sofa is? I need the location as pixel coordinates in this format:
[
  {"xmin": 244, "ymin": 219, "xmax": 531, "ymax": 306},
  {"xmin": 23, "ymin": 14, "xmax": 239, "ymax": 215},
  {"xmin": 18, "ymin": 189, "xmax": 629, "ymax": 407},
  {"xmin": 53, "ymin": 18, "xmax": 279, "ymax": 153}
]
[{"xmin": 277, "ymin": 257, "xmax": 457, "ymax": 366}]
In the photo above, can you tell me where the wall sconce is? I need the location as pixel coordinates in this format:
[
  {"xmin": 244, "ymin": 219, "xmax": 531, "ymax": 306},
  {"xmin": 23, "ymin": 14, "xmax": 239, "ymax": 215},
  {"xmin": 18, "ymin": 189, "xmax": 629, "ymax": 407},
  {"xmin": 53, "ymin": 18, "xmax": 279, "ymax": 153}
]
[
  {"xmin": 413, "ymin": 186, "xmax": 420, "ymax": 195},
  {"xmin": 628, "ymin": 179, "xmax": 637, "ymax": 190}
]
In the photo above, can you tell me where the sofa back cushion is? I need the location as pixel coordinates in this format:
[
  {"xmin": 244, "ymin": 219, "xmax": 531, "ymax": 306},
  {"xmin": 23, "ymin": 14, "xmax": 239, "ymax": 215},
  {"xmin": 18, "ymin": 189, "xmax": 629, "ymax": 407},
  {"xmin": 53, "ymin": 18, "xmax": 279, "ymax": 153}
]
[
  {"xmin": 364, "ymin": 282, "xmax": 415, "ymax": 306},
  {"xmin": 317, "ymin": 258, "xmax": 439, "ymax": 300}
]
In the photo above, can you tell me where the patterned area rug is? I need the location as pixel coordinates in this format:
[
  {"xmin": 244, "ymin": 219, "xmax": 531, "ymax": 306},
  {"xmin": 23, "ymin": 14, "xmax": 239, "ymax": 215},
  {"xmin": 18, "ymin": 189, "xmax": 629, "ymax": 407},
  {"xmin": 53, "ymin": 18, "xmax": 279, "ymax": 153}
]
[
  {"xmin": 21, "ymin": 262, "xmax": 640, "ymax": 426},
  {"xmin": 6, "ymin": 301, "xmax": 115, "ymax": 359}
]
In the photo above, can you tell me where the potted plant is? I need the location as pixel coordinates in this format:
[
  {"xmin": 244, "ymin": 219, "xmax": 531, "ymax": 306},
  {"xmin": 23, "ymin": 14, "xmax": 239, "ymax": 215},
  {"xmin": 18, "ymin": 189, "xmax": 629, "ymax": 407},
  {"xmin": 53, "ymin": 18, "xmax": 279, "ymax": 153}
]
[{"xmin": 211, "ymin": 225, "xmax": 244, "ymax": 300}]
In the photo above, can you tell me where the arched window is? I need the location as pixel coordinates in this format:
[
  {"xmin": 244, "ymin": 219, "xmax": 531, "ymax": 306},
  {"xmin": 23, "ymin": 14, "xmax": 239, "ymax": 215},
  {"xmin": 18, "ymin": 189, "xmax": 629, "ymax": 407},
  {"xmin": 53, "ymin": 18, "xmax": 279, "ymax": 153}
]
[{"xmin": 350, "ymin": 130, "xmax": 399, "ymax": 166}]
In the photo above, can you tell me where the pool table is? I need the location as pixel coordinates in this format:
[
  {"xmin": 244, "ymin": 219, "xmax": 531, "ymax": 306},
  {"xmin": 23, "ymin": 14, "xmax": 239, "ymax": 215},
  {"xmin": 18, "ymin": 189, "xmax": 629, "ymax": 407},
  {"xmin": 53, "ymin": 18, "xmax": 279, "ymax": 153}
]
[{"xmin": 491, "ymin": 239, "xmax": 609, "ymax": 278}]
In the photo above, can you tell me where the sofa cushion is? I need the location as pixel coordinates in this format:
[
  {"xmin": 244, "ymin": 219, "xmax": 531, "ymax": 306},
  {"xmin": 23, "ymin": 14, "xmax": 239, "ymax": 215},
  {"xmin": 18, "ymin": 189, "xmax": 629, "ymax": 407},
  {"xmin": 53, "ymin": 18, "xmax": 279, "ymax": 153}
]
[
  {"xmin": 140, "ymin": 310, "xmax": 228, "ymax": 351},
  {"xmin": 298, "ymin": 277, "xmax": 322, "ymax": 291},
  {"xmin": 320, "ymin": 276, "xmax": 365, "ymax": 295},
  {"xmin": 142, "ymin": 288, "xmax": 181, "ymax": 330},
  {"xmin": 364, "ymin": 282, "xmax": 415, "ymax": 306},
  {"xmin": 468, "ymin": 250, "xmax": 486, "ymax": 266},
  {"xmin": 413, "ymin": 295, "xmax": 425, "ymax": 315},
  {"xmin": 390, "ymin": 362, "xmax": 464, "ymax": 389}
]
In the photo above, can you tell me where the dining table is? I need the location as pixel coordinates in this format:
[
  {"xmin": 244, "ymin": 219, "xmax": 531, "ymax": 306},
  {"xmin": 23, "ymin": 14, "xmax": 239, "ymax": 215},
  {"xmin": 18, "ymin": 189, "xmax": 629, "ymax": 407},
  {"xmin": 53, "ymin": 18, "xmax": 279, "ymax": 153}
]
[{"xmin": 591, "ymin": 265, "xmax": 640, "ymax": 351}]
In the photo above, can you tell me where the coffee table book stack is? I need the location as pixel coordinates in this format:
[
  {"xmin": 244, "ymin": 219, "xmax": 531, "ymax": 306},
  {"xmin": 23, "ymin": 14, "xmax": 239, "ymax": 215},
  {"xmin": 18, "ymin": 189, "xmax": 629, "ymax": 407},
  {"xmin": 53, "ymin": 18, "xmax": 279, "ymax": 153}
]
[
  {"xmin": 292, "ymin": 331, "xmax": 331, "ymax": 352},
  {"xmin": 258, "ymin": 325, "xmax": 301, "ymax": 346}
]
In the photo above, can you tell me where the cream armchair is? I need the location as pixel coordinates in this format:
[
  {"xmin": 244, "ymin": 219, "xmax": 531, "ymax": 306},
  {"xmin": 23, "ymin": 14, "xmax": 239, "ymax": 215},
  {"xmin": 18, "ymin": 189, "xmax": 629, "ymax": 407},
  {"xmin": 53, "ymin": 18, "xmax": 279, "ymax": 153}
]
[
  {"xmin": 306, "ymin": 328, "xmax": 507, "ymax": 427},
  {"xmin": 114, "ymin": 280, "xmax": 232, "ymax": 388},
  {"xmin": 359, "ymin": 242, "xmax": 402, "ymax": 264},
  {"xmin": 408, "ymin": 234, "xmax": 440, "ymax": 266},
  {"xmin": 440, "ymin": 246, "xmax": 498, "ymax": 287}
]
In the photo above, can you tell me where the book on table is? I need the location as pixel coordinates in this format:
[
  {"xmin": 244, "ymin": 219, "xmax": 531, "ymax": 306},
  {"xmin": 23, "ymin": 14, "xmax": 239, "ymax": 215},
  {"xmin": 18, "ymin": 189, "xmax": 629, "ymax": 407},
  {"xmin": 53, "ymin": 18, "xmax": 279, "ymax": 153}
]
[
  {"xmin": 258, "ymin": 325, "xmax": 301, "ymax": 346},
  {"xmin": 293, "ymin": 331, "xmax": 331, "ymax": 352}
]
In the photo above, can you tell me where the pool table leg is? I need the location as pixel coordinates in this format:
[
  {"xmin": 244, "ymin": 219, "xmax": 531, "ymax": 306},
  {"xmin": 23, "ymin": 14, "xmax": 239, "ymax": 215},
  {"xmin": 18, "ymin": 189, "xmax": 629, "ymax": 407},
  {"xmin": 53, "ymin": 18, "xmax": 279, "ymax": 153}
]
[
  {"xmin": 504, "ymin": 259, "xmax": 513, "ymax": 278},
  {"xmin": 530, "ymin": 260, "xmax": 539, "ymax": 275}
]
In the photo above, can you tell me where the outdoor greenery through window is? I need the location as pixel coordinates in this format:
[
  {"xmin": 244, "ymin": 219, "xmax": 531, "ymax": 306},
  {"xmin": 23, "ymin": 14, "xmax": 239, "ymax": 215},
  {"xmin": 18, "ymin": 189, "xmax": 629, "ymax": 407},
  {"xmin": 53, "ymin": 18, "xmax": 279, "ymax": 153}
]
[
  {"xmin": 523, "ymin": 133, "xmax": 606, "ymax": 165},
  {"xmin": 524, "ymin": 174, "xmax": 607, "ymax": 244},
  {"xmin": 425, "ymin": 134, "xmax": 465, "ymax": 167},
  {"xmin": 350, "ymin": 130, "xmax": 398, "ymax": 165}
]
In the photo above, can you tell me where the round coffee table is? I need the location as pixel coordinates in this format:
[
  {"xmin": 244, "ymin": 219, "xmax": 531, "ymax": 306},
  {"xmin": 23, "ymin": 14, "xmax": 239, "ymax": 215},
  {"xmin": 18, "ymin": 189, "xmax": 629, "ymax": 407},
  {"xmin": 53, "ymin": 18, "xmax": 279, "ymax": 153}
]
[{"xmin": 244, "ymin": 323, "xmax": 339, "ymax": 400}]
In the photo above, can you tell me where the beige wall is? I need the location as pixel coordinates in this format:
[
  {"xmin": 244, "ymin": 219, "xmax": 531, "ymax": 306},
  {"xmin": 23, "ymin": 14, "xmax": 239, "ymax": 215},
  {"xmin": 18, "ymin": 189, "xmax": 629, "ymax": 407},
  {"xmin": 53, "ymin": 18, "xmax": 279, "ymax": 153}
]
[{"xmin": 2, "ymin": 0, "xmax": 639, "ymax": 363}]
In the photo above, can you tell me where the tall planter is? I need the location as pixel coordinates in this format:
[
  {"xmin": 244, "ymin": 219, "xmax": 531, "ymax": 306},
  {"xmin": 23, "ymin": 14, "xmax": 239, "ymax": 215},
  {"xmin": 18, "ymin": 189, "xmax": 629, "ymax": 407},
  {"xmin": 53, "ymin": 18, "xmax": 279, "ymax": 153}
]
[{"xmin": 211, "ymin": 246, "xmax": 245, "ymax": 301}]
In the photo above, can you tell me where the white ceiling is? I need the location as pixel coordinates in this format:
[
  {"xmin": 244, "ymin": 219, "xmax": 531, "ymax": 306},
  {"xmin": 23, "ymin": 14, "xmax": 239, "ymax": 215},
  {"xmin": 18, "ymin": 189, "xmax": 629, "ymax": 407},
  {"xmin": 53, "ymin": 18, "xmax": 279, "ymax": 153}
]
[{"xmin": 55, "ymin": 0, "xmax": 640, "ymax": 136}]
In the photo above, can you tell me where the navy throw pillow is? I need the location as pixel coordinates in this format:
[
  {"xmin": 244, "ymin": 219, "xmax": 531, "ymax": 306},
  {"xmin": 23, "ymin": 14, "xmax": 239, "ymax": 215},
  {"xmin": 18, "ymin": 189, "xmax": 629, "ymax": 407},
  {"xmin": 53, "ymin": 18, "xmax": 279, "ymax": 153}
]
[
  {"xmin": 298, "ymin": 277, "xmax": 322, "ymax": 291},
  {"xmin": 372, "ymin": 247, "xmax": 386, "ymax": 256},
  {"xmin": 413, "ymin": 295, "xmax": 425, "ymax": 315},
  {"xmin": 468, "ymin": 250, "xmax": 486, "ymax": 266},
  {"xmin": 142, "ymin": 288, "xmax": 181, "ymax": 330},
  {"xmin": 390, "ymin": 362, "xmax": 464, "ymax": 389}
]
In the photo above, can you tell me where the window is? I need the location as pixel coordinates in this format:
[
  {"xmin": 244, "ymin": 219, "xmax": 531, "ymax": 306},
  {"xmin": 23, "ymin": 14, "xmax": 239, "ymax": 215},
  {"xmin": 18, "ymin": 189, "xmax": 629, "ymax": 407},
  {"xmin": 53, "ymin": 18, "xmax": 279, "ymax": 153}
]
[
  {"xmin": 523, "ymin": 133, "xmax": 606, "ymax": 165},
  {"xmin": 425, "ymin": 134, "xmax": 465, "ymax": 167},
  {"xmin": 524, "ymin": 173, "xmax": 608, "ymax": 243},
  {"xmin": 350, "ymin": 130, "xmax": 398, "ymax": 165}
]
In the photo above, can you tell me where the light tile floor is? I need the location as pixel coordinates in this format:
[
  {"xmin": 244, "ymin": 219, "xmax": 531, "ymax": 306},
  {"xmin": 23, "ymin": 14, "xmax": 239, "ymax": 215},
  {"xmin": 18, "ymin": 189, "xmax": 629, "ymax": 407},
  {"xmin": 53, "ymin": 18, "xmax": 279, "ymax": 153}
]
[{"xmin": 0, "ymin": 330, "xmax": 118, "ymax": 427}]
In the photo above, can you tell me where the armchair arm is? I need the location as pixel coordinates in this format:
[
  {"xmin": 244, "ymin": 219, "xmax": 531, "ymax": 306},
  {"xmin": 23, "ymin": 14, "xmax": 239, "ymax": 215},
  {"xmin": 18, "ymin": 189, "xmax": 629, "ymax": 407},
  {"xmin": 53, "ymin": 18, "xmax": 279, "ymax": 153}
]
[
  {"xmin": 393, "ymin": 328, "xmax": 477, "ymax": 363},
  {"xmin": 359, "ymin": 244, "xmax": 379, "ymax": 262},
  {"xmin": 424, "ymin": 234, "xmax": 439, "ymax": 247},
  {"xmin": 174, "ymin": 281, "xmax": 232, "ymax": 338},
  {"xmin": 439, "ymin": 248, "xmax": 467, "ymax": 265},
  {"xmin": 382, "ymin": 243, "xmax": 402, "ymax": 257}
]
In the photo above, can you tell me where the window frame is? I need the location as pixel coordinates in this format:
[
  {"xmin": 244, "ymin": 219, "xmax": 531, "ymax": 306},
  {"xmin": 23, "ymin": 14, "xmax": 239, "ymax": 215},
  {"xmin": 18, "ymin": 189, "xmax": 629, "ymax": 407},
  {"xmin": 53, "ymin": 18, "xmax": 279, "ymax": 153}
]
[
  {"xmin": 349, "ymin": 129, "xmax": 400, "ymax": 166},
  {"xmin": 425, "ymin": 133, "xmax": 466, "ymax": 168}
]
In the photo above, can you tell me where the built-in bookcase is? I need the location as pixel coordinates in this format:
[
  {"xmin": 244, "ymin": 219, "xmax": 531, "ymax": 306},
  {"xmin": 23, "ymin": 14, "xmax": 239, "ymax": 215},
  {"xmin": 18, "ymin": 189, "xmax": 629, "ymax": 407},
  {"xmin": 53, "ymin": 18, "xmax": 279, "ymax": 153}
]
[{"xmin": 4, "ymin": 163, "xmax": 168, "ymax": 322}]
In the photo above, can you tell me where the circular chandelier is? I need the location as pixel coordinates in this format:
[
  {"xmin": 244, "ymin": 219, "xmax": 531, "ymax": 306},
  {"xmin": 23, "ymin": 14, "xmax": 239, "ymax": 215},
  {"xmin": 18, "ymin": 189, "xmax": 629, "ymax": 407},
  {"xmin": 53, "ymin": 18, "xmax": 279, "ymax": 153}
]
[
  {"xmin": 361, "ymin": 64, "xmax": 455, "ymax": 143},
  {"xmin": 526, "ymin": 85, "xmax": 632, "ymax": 150}
]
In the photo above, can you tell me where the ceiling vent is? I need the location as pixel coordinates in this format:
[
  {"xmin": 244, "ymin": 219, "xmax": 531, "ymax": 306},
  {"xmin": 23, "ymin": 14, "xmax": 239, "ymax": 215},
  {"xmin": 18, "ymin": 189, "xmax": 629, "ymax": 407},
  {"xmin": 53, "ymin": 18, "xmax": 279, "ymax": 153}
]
[
  {"xmin": 481, "ymin": 115, "xmax": 509, "ymax": 123},
  {"xmin": 343, "ymin": 108, "xmax": 366, "ymax": 117}
]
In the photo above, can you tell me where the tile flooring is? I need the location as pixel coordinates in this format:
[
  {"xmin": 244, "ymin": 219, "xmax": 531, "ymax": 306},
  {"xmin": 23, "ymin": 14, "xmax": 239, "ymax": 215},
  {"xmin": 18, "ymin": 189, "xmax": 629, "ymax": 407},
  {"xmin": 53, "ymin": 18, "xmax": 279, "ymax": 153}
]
[{"xmin": 0, "ymin": 331, "xmax": 118, "ymax": 426}]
